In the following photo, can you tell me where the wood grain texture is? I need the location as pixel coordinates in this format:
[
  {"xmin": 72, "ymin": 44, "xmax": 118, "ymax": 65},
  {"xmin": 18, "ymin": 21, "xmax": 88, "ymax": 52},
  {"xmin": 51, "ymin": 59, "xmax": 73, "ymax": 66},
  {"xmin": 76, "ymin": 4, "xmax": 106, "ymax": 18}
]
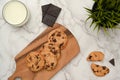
[{"xmin": 8, "ymin": 23, "xmax": 80, "ymax": 80}]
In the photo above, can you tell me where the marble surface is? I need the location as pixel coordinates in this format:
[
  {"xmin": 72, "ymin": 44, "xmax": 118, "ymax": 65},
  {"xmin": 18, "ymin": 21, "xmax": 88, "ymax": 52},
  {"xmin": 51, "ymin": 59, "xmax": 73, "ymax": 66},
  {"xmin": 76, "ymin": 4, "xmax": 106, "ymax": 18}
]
[{"xmin": 0, "ymin": 0, "xmax": 120, "ymax": 80}]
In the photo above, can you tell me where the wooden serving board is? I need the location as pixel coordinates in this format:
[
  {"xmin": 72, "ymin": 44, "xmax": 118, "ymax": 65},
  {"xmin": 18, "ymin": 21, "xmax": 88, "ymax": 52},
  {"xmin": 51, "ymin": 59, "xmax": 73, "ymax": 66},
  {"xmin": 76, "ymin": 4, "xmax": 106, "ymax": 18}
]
[{"xmin": 8, "ymin": 23, "xmax": 80, "ymax": 80}]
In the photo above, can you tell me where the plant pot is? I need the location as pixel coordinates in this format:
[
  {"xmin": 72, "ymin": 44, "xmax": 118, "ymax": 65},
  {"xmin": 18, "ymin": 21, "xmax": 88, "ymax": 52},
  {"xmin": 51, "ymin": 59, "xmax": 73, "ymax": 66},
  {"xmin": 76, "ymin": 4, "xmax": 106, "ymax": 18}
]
[{"xmin": 91, "ymin": 2, "xmax": 118, "ymax": 28}]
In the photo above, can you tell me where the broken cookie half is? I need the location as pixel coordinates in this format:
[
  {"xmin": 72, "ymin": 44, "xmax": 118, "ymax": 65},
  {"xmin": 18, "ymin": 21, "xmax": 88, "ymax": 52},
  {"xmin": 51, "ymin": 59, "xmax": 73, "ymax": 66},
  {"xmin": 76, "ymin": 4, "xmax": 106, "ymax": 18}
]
[
  {"xmin": 87, "ymin": 51, "xmax": 104, "ymax": 61},
  {"xmin": 91, "ymin": 63, "xmax": 110, "ymax": 77}
]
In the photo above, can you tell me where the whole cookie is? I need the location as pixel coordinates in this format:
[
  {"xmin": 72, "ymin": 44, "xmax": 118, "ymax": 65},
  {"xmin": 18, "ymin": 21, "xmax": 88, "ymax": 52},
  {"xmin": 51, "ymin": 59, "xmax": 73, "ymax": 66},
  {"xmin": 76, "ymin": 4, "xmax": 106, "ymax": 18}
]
[
  {"xmin": 87, "ymin": 51, "xmax": 104, "ymax": 61},
  {"xmin": 41, "ymin": 51, "xmax": 57, "ymax": 71},
  {"xmin": 26, "ymin": 52, "xmax": 45, "ymax": 72},
  {"xmin": 39, "ymin": 42, "xmax": 61, "ymax": 59},
  {"xmin": 91, "ymin": 63, "xmax": 110, "ymax": 77},
  {"xmin": 48, "ymin": 28, "xmax": 68, "ymax": 49}
]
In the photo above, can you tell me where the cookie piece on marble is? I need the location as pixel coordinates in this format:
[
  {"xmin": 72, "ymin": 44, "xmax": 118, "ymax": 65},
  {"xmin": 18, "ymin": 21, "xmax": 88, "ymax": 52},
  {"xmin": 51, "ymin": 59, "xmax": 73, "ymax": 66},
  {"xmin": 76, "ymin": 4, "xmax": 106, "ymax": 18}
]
[
  {"xmin": 91, "ymin": 63, "xmax": 110, "ymax": 77},
  {"xmin": 87, "ymin": 51, "xmax": 104, "ymax": 61},
  {"xmin": 26, "ymin": 52, "xmax": 45, "ymax": 72},
  {"xmin": 48, "ymin": 28, "xmax": 68, "ymax": 49}
]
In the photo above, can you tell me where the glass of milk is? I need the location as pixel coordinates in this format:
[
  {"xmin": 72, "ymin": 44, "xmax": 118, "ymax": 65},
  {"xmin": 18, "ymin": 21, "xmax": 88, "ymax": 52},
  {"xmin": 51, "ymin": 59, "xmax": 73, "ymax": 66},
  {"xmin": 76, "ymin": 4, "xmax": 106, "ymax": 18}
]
[{"xmin": 2, "ymin": 0, "xmax": 30, "ymax": 27}]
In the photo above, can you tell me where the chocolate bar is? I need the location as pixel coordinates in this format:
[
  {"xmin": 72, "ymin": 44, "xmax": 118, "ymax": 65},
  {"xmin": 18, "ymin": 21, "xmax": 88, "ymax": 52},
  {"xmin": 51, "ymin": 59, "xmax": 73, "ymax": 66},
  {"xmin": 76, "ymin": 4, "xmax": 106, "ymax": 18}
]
[{"xmin": 41, "ymin": 4, "xmax": 61, "ymax": 27}]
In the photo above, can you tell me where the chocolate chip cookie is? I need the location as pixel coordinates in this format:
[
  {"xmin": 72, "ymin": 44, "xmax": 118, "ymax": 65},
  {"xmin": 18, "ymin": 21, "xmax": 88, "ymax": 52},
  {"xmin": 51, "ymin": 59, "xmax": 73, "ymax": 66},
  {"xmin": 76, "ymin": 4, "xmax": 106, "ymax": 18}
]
[
  {"xmin": 91, "ymin": 63, "xmax": 110, "ymax": 77},
  {"xmin": 41, "ymin": 51, "xmax": 57, "ymax": 71},
  {"xmin": 48, "ymin": 28, "xmax": 68, "ymax": 49},
  {"xmin": 87, "ymin": 51, "xmax": 104, "ymax": 61},
  {"xmin": 39, "ymin": 42, "xmax": 61, "ymax": 59},
  {"xmin": 26, "ymin": 52, "xmax": 45, "ymax": 72}
]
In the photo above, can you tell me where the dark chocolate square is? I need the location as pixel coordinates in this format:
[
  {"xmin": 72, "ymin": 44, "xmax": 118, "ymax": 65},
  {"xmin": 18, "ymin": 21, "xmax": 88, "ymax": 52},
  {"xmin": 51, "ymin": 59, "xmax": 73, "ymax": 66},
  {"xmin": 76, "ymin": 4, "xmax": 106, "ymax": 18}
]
[
  {"xmin": 41, "ymin": 4, "xmax": 50, "ymax": 17},
  {"xmin": 47, "ymin": 4, "xmax": 61, "ymax": 17},
  {"xmin": 109, "ymin": 58, "xmax": 115, "ymax": 66},
  {"xmin": 41, "ymin": 4, "xmax": 61, "ymax": 27},
  {"xmin": 42, "ymin": 14, "xmax": 56, "ymax": 27}
]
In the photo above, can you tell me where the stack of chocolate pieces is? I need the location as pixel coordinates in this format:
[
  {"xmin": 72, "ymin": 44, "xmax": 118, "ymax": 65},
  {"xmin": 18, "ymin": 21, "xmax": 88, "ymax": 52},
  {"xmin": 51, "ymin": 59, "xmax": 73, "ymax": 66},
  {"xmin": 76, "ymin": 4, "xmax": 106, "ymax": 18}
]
[{"xmin": 42, "ymin": 4, "xmax": 61, "ymax": 27}]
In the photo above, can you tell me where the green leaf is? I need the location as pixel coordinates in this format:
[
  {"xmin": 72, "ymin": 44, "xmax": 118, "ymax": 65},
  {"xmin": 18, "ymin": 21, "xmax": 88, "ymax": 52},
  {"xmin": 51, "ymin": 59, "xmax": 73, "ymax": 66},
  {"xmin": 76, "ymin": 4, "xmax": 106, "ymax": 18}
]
[
  {"xmin": 108, "ymin": 21, "xmax": 113, "ymax": 28},
  {"xmin": 85, "ymin": 8, "xmax": 92, "ymax": 13},
  {"xmin": 93, "ymin": 24, "xmax": 98, "ymax": 31},
  {"xmin": 90, "ymin": 20, "xmax": 95, "ymax": 28},
  {"xmin": 103, "ymin": 25, "xmax": 109, "ymax": 35},
  {"xmin": 85, "ymin": 16, "xmax": 91, "ymax": 22},
  {"xmin": 97, "ymin": 26, "xmax": 100, "ymax": 33}
]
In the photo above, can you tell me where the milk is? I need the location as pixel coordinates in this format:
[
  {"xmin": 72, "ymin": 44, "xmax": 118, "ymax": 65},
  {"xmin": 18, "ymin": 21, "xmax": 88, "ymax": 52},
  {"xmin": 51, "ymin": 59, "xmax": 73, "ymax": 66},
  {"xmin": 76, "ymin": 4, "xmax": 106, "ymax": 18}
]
[{"xmin": 3, "ymin": 1, "xmax": 29, "ymax": 26}]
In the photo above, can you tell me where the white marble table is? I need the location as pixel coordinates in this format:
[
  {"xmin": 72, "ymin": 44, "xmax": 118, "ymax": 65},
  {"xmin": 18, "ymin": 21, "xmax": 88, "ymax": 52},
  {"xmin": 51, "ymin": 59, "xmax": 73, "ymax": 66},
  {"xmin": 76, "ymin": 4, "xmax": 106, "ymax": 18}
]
[{"xmin": 0, "ymin": 0, "xmax": 120, "ymax": 80}]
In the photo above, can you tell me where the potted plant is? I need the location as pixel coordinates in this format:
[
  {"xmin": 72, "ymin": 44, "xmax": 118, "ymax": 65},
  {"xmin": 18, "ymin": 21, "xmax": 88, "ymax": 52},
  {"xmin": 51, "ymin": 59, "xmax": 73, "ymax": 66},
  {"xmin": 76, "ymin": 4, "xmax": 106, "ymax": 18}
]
[{"xmin": 85, "ymin": 0, "xmax": 120, "ymax": 32}]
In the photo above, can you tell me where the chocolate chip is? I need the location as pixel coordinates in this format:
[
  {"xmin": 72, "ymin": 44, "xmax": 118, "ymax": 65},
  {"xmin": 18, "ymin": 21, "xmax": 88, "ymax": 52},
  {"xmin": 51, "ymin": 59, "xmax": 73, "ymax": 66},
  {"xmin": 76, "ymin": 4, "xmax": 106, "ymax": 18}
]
[
  {"xmin": 53, "ymin": 39, "xmax": 57, "ymax": 42},
  {"xmin": 46, "ymin": 65, "xmax": 50, "ymax": 68},
  {"xmin": 96, "ymin": 65, "xmax": 99, "ymax": 67},
  {"xmin": 109, "ymin": 58, "xmax": 115, "ymax": 66},
  {"xmin": 54, "ymin": 51, "xmax": 57, "ymax": 54},
  {"xmin": 52, "ymin": 47, "xmax": 55, "ymax": 50},
  {"xmin": 52, "ymin": 50, "xmax": 57, "ymax": 55},
  {"xmin": 32, "ymin": 65, "xmax": 34, "ymax": 68},
  {"xmin": 49, "ymin": 43, "xmax": 54, "ymax": 46},
  {"xmin": 62, "ymin": 37, "xmax": 64, "ymax": 39},
  {"xmin": 89, "ymin": 56, "xmax": 92, "ymax": 59},
  {"xmin": 60, "ymin": 43, "xmax": 64, "ymax": 47},
  {"xmin": 42, "ymin": 45, "xmax": 44, "ymax": 48},
  {"xmin": 57, "ymin": 33, "xmax": 61, "ymax": 36},
  {"xmin": 51, "ymin": 63, "xmax": 54, "ymax": 66},
  {"xmin": 50, "ymin": 49, "xmax": 54, "ymax": 53},
  {"xmin": 92, "ymin": 69, "xmax": 95, "ymax": 72},
  {"xmin": 44, "ymin": 60, "xmax": 46, "ymax": 63},
  {"xmin": 95, "ymin": 54, "xmax": 97, "ymax": 57},
  {"xmin": 107, "ymin": 69, "xmax": 109, "ymax": 72},
  {"xmin": 50, "ymin": 50, "xmax": 53, "ymax": 53},
  {"xmin": 51, "ymin": 48, "xmax": 55, "ymax": 51},
  {"xmin": 102, "ymin": 66, "xmax": 106, "ymax": 70},
  {"xmin": 44, "ymin": 54, "xmax": 46, "ymax": 57},
  {"xmin": 37, "ymin": 66, "xmax": 39, "ymax": 69},
  {"xmin": 96, "ymin": 70, "xmax": 99, "ymax": 72},
  {"xmin": 29, "ymin": 57, "xmax": 32, "ymax": 61},
  {"xmin": 36, "ymin": 56, "xmax": 39, "ymax": 59},
  {"xmin": 52, "ymin": 33, "xmax": 55, "ymax": 36},
  {"xmin": 48, "ymin": 46, "xmax": 51, "ymax": 49}
]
